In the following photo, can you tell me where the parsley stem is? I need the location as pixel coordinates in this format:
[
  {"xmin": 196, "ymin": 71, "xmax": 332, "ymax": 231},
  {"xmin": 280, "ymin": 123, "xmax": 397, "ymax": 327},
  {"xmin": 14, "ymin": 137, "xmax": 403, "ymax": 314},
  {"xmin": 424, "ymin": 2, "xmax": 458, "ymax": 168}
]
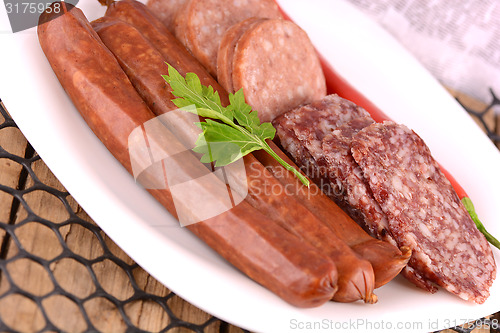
[
  {"xmin": 462, "ymin": 197, "xmax": 500, "ymax": 250},
  {"xmin": 262, "ymin": 145, "xmax": 310, "ymax": 187}
]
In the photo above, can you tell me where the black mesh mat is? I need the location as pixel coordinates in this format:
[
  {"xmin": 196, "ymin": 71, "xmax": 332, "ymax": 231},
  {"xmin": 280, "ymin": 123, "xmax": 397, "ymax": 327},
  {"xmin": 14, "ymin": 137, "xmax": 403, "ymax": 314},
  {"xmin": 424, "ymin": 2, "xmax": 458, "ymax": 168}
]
[{"xmin": 0, "ymin": 90, "xmax": 499, "ymax": 332}]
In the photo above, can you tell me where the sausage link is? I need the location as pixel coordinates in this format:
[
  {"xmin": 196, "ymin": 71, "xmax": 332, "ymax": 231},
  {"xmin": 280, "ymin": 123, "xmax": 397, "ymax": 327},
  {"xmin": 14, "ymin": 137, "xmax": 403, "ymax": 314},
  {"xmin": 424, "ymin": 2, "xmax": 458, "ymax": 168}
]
[
  {"xmin": 242, "ymin": 154, "xmax": 376, "ymax": 303},
  {"xmin": 102, "ymin": 0, "xmax": 229, "ymax": 106},
  {"xmin": 92, "ymin": 8, "xmax": 377, "ymax": 303},
  {"xmin": 91, "ymin": 17, "xmax": 178, "ymax": 116},
  {"xmin": 253, "ymin": 143, "xmax": 411, "ymax": 288},
  {"xmin": 37, "ymin": 2, "xmax": 338, "ymax": 307}
]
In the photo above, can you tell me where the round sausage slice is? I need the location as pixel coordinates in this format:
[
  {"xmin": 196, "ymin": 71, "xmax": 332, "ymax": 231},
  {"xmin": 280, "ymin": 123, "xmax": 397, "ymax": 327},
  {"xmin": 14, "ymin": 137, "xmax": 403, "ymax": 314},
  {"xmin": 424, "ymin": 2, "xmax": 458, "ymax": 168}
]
[
  {"xmin": 232, "ymin": 19, "xmax": 327, "ymax": 123},
  {"xmin": 217, "ymin": 17, "xmax": 265, "ymax": 94},
  {"xmin": 174, "ymin": 0, "xmax": 282, "ymax": 76}
]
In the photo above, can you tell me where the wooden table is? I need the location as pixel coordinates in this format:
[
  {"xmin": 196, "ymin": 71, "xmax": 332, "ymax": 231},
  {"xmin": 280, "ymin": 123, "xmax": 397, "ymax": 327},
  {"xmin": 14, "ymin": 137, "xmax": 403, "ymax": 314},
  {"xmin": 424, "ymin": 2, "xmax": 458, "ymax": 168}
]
[{"xmin": 0, "ymin": 91, "xmax": 498, "ymax": 332}]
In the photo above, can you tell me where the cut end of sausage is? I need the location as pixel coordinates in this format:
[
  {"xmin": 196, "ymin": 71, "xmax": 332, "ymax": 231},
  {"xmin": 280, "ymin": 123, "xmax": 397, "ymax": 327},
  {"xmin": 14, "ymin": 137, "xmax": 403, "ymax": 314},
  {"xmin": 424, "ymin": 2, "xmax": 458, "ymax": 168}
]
[
  {"xmin": 174, "ymin": 0, "xmax": 283, "ymax": 76},
  {"xmin": 217, "ymin": 17, "xmax": 266, "ymax": 94},
  {"xmin": 231, "ymin": 19, "xmax": 326, "ymax": 123},
  {"xmin": 352, "ymin": 121, "xmax": 496, "ymax": 303}
]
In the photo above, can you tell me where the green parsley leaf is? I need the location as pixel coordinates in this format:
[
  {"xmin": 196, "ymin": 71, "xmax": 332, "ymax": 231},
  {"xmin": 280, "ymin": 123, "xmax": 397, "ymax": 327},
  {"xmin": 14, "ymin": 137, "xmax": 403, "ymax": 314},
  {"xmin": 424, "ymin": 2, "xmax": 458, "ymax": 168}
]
[
  {"xmin": 194, "ymin": 119, "xmax": 263, "ymax": 166},
  {"xmin": 163, "ymin": 64, "xmax": 310, "ymax": 187},
  {"xmin": 462, "ymin": 197, "xmax": 500, "ymax": 250}
]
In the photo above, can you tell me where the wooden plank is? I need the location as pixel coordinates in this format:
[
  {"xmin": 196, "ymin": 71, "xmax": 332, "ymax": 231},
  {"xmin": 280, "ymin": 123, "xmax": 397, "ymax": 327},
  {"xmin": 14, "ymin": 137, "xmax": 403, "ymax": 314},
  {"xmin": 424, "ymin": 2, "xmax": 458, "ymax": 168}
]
[
  {"xmin": 0, "ymin": 105, "xmax": 30, "ymax": 325},
  {"xmin": 3, "ymin": 90, "xmax": 499, "ymax": 332},
  {"xmin": 3, "ymin": 158, "xmax": 109, "ymax": 331},
  {"xmin": 0, "ymin": 106, "xmax": 47, "ymax": 331},
  {"xmin": 0, "ymin": 120, "xmax": 28, "ymax": 245},
  {"xmin": 0, "ymin": 293, "xmax": 46, "ymax": 332},
  {"xmin": 492, "ymin": 312, "xmax": 500, "ymax": 332},
  {"xmin": 9, "ymin": 89, "xmax": 499, "ymax": 332}
]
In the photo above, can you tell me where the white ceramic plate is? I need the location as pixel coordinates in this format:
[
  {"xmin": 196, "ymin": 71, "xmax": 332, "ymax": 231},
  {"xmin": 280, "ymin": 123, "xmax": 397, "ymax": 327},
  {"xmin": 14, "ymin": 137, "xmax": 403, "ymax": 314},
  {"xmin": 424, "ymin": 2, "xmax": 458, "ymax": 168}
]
[{"xmin": 1, "ymin": 1, "xmax": 500, "ymax": 332}]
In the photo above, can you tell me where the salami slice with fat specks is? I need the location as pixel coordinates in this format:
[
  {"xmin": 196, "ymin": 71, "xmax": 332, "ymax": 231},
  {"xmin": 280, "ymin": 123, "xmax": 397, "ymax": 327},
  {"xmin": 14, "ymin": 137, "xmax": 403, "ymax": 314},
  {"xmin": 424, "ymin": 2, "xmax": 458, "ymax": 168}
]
[
  {"xmin": 351, "ymin": 121, "xmax": 496, "ymax": 303},
  {"xmin": 273, "ymin": 94, "xmax": 370, "ymax": 188},
  {"xmin": 322, "ymin": 117, "xmax": 396, "ymax": 247}
]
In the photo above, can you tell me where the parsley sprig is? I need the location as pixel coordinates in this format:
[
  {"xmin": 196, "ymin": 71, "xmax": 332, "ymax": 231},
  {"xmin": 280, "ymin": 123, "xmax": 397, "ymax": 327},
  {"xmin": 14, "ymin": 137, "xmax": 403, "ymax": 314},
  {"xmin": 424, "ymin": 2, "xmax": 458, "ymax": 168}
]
[{"xmin": 162, "ymin": 64, "xmax": 310, "ymax": 187}]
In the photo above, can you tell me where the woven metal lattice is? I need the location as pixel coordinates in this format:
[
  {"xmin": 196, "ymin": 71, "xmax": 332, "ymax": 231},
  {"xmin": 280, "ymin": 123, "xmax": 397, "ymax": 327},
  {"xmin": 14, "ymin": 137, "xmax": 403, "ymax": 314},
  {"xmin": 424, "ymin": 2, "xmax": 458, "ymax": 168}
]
[{"xmin": 0, "ymin": 89, "xmax": 499, "ymax": 332}]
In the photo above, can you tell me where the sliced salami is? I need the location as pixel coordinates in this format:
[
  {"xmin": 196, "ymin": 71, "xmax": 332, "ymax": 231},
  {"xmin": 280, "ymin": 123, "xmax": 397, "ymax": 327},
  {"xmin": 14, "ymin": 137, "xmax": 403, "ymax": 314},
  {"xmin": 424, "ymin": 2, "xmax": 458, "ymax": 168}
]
[
  {"xmin": 321, "ymin": 117, "xmax": 396, "ymax": 247},
  {"xmin": 273, "ymin": 94, "xmax": 370, "ymax": 188},
  {"xmin": 351, "ymin": 121, "xmax": 496, "ymax": 303},
  {"xmin": 174, "ymin": 0, "xmax": 282, "ymax": 76}
]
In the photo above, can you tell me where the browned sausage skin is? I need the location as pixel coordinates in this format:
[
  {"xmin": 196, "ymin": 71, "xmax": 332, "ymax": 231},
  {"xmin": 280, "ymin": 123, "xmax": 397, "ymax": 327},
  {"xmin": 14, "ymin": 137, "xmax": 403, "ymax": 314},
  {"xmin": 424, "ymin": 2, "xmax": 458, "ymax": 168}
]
[
  {"xmin": 92, "ymin": 5, "xmax": 377, "ymax": 303},
  {"xmin": 252, "ymin": 143, "xmax": 411, "ymax": 288},
  {"xmin": 101, "ymin": 0, "xmax": 229, "ymax": 106},
  {"xmin": 242, "ymin": 154, "xmax": 376, "ymax": 303},
  {"xmin": 95, "ymin": 0, "xmax": 408, "ymax": 290},
  {"xmin": 217, "ymin": 17, "xmax": 265, "ymax": 94},
  {"xmin": 91, "ymin": 16, "xmax": 178, "ymax": 116},
  {"xmin": 38, "ymin": 1, "xmax": 339, "ymax": 308}
]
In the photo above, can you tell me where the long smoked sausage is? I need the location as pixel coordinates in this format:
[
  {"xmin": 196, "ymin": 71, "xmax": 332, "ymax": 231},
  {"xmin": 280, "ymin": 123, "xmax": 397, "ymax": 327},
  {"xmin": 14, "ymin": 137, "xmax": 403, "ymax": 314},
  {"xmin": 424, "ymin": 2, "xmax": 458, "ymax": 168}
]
[
  {"xmin": 37, "ymin": 1, "xmax": 338, "ymax": 308},
  {"xmin": 92, "ymin": 9, "xmax": 377, "ymax": 303},
  {"xmin": 242, "ymin": 154, "xmax": 376, "ymax": 303},
  {"xmin": 252, "ymin": 144, "xmax": 411, "ymax": 288}
]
